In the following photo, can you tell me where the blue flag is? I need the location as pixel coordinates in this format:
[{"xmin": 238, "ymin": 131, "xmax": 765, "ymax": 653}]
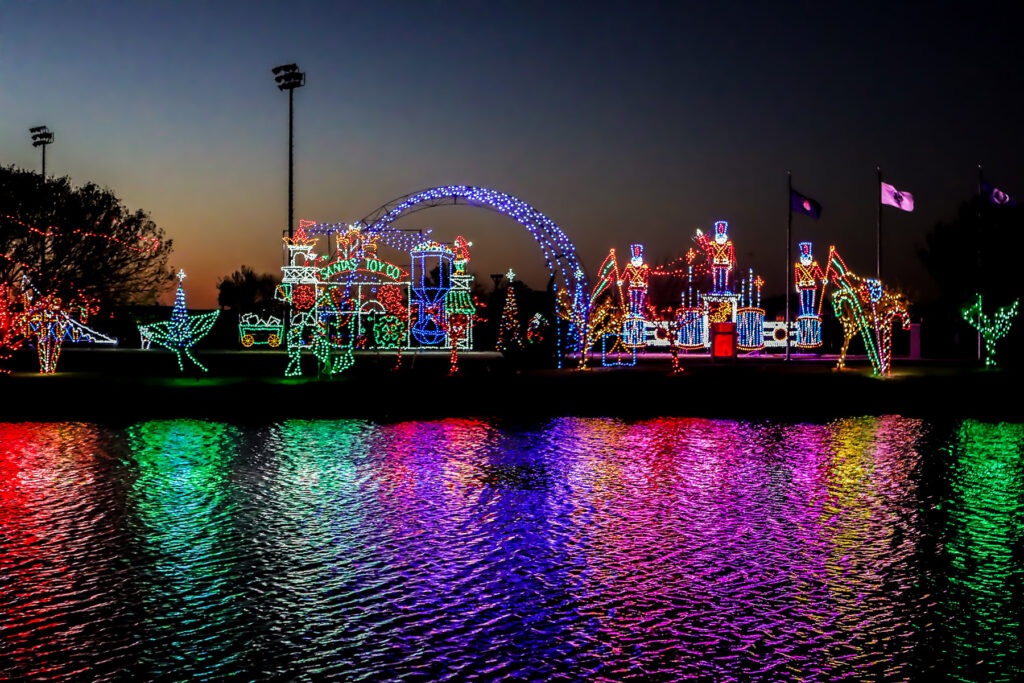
[
  {"xmin": 791, "ymin": 189, "xmax": 822, "ymax": 219},
  {"xmin": 982, "ymin": 182, "xmax": 1015, "ymax": 206}
]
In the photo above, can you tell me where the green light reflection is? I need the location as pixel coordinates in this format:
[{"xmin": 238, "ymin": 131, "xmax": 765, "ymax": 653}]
[
  {"xmin": 125, "ymin": 419, "xmax": 246, "ymax": 677},
  {"xmin": 943, "ymin": 420, "xmax": 1023, "ymax": 682}
]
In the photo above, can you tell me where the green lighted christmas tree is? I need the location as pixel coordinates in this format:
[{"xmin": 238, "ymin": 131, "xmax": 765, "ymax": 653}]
[{"xmin": 138, "ymin": 270, "xmax": 220, "ymax": 372}]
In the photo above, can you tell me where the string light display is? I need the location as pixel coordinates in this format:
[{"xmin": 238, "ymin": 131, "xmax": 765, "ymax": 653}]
[
  {"xmin": 302, "ymin": 219, "xmax": 434, "ymax": 255},
  {"xmin": 2, "ymin": 214, "xmax": 162, "ymax": 253},
  {"xmin": 8, "ymin": 277, "xmax": 112, "ymax": 374},
  {"xmin": 557, "ymin": 290, "xmax": 620, "ymax": 370},
  {"xmin": 436, "ymin": 296, "xmax": 485, "ymax": 375},
  {"xmin": 373, "ymin": 284, "xmax": 409, "ymax": 369},
  {"xmin": 822, "ymin": 247, "xmax": 910, "ymax": 375},
  {"xmin": 601, "ymin": 333, "xmax": 637, "ymax": 366},
  {"xmin": 621, "ymin": 244, "xmax": 650, "ymax": 349},
  {"xmin": 658, "ymin": 222, "xmax": 764, "ymax": 352},
  {"xmin": 669, "ymin": 264, "xmax": 705, "ymax": 348},
  {"xmin": 962, "ymin": 293, "xmax": 1019, "ymax": 369},
  {"xmin": 580, "ymin": 245, "xmax": 651, "ymax": 359},
  {"xmin": 410, "ymin": 240, "xmax": 455, "ymax": 346},
  {"xmin": 763, "ymin": 321, "xmax": 796, "ymax": 348},
  {"xmin": 647, "ymin": 304, "xmax": 684, "ymax": 373},
  {"xmin": 357, "ymin": 185, "xmax": 589, "ymax": 361},
  {"xmin": 677, "ymin": 308, "xmax": 705, "ymax": 349},
  {"xmin": 277, "ymin": 223, "xmax": 481, "ymax": 376},
  {"xmin": 238, "ymin": 313, "xmax": 283, "ymax": 348},
  {"xmin": 290, "ymin": 187, "xmax": 591, "ymax": 368},
  {"xmin": 695, "ymin": 221, "xmax": 736, "ymax": 293},
  {"xmin": 362, "ymin": 186, "xmax": 584, "ymax": 301},
  {"xmin": 137, "ymin": 270, "xmax": 219, "ymax": 373},
  {"xmin": 277, "ymin": 227, "xmax": 355, "ymax": 377},
  {"xmin": 0, "ymin": 283, "xmax": 24, "ymax": 374},
  {"xmin": 795, "ymin": 242, "xmax": 825, "ymax": 348},
  {"xmin": 526, "ymin": 313, "xmax": 548, "ymax": 345},
  {"xmin": 736, "ymin": 269, "xmax": 765, "ymax": 351},
  {"xmin": 557, "ymin": 251, "xmax": 622, "ymax": 369},
  {"xmin": 447, "ymin": 241, "xmax": 477, "ymax": 352},
  {"xmin": 497, "ymin": 269, "xmax": 524, "ymax": 352}
]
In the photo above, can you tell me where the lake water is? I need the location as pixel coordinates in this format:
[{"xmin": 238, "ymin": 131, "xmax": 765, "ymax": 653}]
[{"xmin": 1, "ymin": 417, "xmax": 1021, "ymax": 681}]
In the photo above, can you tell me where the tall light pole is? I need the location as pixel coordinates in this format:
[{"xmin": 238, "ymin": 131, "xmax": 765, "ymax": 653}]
[
  {"xmin": 30, "ymin": 125, "xmax": 55, "ymax": 283},
  {"xmin": 30, "ymin": 125, "xmax": 54, "ymax": 178},
  {"xmin": 272, "ymin": 63, "xmax": 305, "ymax": 240}
]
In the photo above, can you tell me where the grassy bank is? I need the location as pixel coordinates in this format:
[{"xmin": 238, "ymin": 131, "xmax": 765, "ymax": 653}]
[{"xmin": 1, "ymin": 348, "xmax": 1015, "ymax": 423}]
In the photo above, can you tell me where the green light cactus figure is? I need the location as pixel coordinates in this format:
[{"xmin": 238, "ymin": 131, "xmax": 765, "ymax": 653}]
[{"xmin": 962, "ymin": 294, "xmax": 1020, "ymax": 369}]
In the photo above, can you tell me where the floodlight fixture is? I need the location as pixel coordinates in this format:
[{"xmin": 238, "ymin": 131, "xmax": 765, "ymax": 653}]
[
  {"xmin": 272, "ymin": 63, "xmax": 305, "ymax": 91},
  {"xmin": 272, "ymin": 63, "xmax": 305, "ymax": 239},
  {"xmin": 29, "ymin": 125, "xmax": 54, "ymax": 177}
]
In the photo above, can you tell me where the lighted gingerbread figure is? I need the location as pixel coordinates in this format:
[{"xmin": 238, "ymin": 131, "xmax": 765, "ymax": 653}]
[
  {"xmin": 620, "ymin": 243, "xmax": 650, "ymax": 348},
  {"xmin": 695, "ymin": 220, "xmax": 736, "ymax": 292},
  {"xmin": 794, "ymin": 241, "xmax": 825, "ymax": 348}
]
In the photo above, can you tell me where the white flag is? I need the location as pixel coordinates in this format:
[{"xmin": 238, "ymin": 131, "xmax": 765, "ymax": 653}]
[{"xmin": 880, "ymin": 181, "xmax": 914, "ymax": 212}]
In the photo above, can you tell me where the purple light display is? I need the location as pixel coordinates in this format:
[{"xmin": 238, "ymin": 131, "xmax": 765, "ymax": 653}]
[
  {"xmin": 3, "ymin": 417, "xmax": 1017, "ymax": 680},
  {"xmin": 360, "ymin": 185, "xmax": 589, "ymax": 355}
]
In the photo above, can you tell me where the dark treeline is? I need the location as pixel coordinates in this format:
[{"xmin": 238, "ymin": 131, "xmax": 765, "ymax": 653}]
[
  {"xmin": 917, "ymin": 196, "xmax": 1024, "ymax": 364},
  {"xmin": 0, "ymin": 166, "xmax": 173, "ymax": 308},
  {"xmin": 217, "ymin": 266, "xmax": 281, "ymax": 314}
]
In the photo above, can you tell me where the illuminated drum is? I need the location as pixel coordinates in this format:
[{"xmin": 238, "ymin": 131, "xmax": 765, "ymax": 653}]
[
  {"xmin": 797, "ymin": 315, "xmax": 822, "ymax": 348},
  {"xmin": 737, "ymin": 306, "xmax": 765, "ymax": 350},
  {"xmin": 677, "ymin": 307, "xmax": 705, "ymax": 349}
]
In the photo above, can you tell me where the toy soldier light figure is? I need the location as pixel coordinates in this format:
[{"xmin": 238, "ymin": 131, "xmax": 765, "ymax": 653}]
[
  {"xmin": 620, "ymin": 243, "xmax": 650, "ymax": 348},
  {"xmin": 794, "ymin": 241, "xmax": 825, "ymax": 348},
  {"xmin": 696, "ymin": 220, "xmax": 736, "ymax": 293}
]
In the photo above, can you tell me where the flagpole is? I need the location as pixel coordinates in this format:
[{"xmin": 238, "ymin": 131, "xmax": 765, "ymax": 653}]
[
  {"xmin": 976, "ymin": 163, "xmax": 983, "ymax": 362},
  {"xmin": 786, "ymin": 170, "xmax": 792, "ymax": 361},
  {"xmin": 876, "ymin": 166, "xmax": 882, "ymax": 281}
]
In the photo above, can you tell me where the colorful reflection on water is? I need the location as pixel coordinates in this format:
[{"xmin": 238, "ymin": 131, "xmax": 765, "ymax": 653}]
[{"xmin": 1, "ymin": 417, "xmax": 1021, "ymax": 681}]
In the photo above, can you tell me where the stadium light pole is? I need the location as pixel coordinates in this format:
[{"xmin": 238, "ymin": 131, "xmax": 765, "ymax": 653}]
[
  {"xmin": 30, "ymin": 125, "xmax": 55, "ymax": 283},
  {"xmin": 30, "ymin": 125, "xmax": 54, "ymax": 179},
  {"xmin": 272, "ymin": 63, "xmax": 305, "ymax": 240}
]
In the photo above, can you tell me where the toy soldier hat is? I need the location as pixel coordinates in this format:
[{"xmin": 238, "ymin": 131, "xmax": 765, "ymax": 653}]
[
  {"xmin": 630, "ymin": 243, "xmax": 644, "ymax": 260},
  {"xmin": 799, "ymin": 241, "xmax": 812, "ymax": 258},
  {"xmin": 714, "ymin": 220, "xmax": 728, "ymax": 237}
]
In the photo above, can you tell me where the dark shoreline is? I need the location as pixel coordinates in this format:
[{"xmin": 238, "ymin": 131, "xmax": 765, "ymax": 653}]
[{"xmin": 1, "ymin": 348, "xmax": 1017, "ymax": 424}]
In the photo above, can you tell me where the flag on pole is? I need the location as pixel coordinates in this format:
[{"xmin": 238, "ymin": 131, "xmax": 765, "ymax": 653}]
[
  {"xmin": 880, "ymin": 181, "xmax": 914, "ymax": 212},
  {"xmin": 981, "ymin": 182, "xmax": 1015, "ymax": 206},
  {"xmin": 790, "ymin": 189, "xmax": 822, "ymax": 219}
]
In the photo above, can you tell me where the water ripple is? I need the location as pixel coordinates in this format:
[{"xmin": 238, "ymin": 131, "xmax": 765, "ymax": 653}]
[{"xmin": 1, "ymin": 416, "xmax": 1021, "ymax": 681}]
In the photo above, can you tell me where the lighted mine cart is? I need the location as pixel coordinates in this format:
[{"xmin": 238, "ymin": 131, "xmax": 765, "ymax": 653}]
[{"xmin": 238, "ymin": 313, "xmax": 284, "ymax": 348}]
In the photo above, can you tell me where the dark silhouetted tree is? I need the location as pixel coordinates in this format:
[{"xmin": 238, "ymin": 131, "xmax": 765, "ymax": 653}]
[
  {"xmin": 0, "ymin": 165, "xmax": 173, "ymax": 306},
  {"xmin": 919, "ymin": 196, "xmax": 1024, "ymax": 310},
  {"xmin": 919, "ymin": 196, "xmax": 1024, "ymax": 363},
  {"xmin": 216, "ymin": 266, "xmax": 281, "ymax": 313}
]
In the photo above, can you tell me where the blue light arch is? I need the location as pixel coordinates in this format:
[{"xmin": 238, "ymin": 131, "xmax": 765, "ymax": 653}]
[
  {"xmin": 307, "ymin": 185, "xmax": 589, "ymax": 357},
  {"xmin": 359, "ymin": 185, "xmax": 587, "ymax": 298}
]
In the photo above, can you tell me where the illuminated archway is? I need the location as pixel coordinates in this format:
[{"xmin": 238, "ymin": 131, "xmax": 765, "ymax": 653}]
[
  {"xmin": 357, "ymin": 185, "xmax": 587, "ymax": 296},
  {"xmin": 305, "ymin": 185, "xmax": 589, "ymax": 356}
]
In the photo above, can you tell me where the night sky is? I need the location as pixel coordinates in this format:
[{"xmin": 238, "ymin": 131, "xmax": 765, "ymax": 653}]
[{"xmin": 3, "ymin": 1, "xmax": 1021, "ymax": 308}]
